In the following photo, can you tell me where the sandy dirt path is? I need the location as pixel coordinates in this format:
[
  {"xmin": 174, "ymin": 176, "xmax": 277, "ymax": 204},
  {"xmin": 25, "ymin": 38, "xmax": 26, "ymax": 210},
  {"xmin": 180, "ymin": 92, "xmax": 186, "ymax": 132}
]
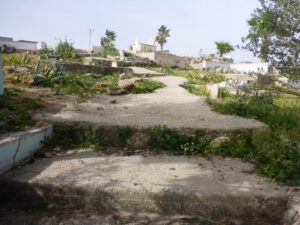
[{"xmin": 34, "ymin": 76, "xmax": 264, "ymax": 130}]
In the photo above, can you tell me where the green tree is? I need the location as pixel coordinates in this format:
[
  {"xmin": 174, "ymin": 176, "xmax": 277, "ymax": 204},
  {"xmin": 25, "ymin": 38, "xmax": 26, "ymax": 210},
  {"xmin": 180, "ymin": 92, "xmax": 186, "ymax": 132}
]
[
  {"xmin": 55, "ymin": 40, "xmax": 79, "ymax": 60},
  {"xmin": 101, "ymin": 29, "xmax": 116, "ymax": 49},
  {"xmin": 155, "ymin": 25, "xmax": 170, "ymax": 51},
  {"xmin": 215, "ymin": 41, "xmax": 234, "ymax": 57},
  {"xmin": 243, "ymin": 0, "xmax": 300, "ymax": 79},
  {"xmin": 100, "ymin": 29, "xmax": 118, "ymax": 57}
]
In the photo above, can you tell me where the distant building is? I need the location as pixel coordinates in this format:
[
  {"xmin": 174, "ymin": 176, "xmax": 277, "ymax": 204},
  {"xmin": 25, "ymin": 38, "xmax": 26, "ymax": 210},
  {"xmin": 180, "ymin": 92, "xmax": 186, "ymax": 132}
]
[
  {"xmin": 130, "ymin": 40, "xmax": 156, "ymax": 54},
  {"xmin": 0, "ymin": 36, "xmax": 46, "ymax": 51},
  {"xmin": 129, "ymin": 40, "xmax": 187, "ymax": 68}
]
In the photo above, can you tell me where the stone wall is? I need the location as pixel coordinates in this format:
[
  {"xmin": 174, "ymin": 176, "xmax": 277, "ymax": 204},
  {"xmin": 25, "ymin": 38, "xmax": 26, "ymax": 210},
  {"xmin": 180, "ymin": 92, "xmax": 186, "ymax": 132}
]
[
  {"xmin": 56, "ymin": 63, "xmax": 133, "ymax": 75},
  {"xmin": 154, "ymin": 52, "xmax": 186, "ymax": 69},
  {"xmin": 137, "ymin": 52, "xmax": 186, "ymax": 69}
]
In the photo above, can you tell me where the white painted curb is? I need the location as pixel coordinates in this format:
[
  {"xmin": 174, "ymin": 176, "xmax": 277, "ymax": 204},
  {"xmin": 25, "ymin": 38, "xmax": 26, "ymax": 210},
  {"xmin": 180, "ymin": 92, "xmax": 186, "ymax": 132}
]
[{"xmin": 0, "ymin": 125, "xmax": 53, "ymax": 174}]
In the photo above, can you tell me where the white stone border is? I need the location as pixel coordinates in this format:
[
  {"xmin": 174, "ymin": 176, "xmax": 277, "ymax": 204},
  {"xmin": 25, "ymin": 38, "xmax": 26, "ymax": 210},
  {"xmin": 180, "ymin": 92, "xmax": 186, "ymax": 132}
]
[
  {"xmin": 0, "ymin": 53, "xmax": 4, "ymax": 95},
  {"xmin": 0, "ymin": 125, "xmax": 53, "ymax": 174}
]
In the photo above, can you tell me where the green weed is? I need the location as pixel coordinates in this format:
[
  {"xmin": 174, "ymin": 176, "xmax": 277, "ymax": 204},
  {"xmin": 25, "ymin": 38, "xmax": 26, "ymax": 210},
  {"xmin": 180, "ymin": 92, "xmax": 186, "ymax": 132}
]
[{"xmin": 132, "ymin": 79, "xmax": 166, "ymax": 94}]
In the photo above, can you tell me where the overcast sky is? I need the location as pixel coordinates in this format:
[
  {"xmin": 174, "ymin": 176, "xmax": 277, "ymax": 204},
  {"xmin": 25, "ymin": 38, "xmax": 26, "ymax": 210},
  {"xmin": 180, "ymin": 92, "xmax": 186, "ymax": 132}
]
[{"xmin": 0, "ymin": 0, "xmax": 260, "ymax": 62}]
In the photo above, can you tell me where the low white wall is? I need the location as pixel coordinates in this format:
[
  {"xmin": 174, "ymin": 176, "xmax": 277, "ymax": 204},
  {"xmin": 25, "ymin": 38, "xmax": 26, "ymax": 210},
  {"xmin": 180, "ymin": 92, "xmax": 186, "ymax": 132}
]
[
  {"xmin": 230, "ymin": 63, "xmax": 269, "ymax": 74},
  {"xmin": 203, "ymin": 61, "xmax": 230, "ymax": 69},
  {"xmin": 0, "ymin": 40, "xmax": 38, "ymax": 51},
  {"xmin": 0, "ymin": 125, "xmax": 53, "ymax": 174},
  {"xmin": 0, "ymin": 54, "xmax": 3, "ymax": 95}
]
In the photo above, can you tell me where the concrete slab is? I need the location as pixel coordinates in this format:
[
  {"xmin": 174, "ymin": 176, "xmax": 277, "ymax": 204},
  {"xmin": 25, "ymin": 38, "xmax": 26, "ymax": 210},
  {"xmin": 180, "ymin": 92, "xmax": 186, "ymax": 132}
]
[{"xmin": 5, "ymin": 149, "xmax": 299, "ymax": 224}]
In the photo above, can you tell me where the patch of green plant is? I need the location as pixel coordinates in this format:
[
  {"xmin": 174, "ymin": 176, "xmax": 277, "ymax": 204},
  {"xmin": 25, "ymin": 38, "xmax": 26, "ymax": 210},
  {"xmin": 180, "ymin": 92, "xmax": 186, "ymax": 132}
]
[
  {"xmin": 49, "ymin": 123, "xmax": 85, "ymax": 148},
  {"xmin": 3, "ymin": 53, "xmax": 31, "ymax": 67},
  {"xmin": 147, "ymin": 125, "xmax": 210, "ymax": 155},
  {"xmin": 49, "ymin": 124, "xmax": 137, "ymax": 149},
  {"xmin": 207, "ymin": 131, "xmax": 255, "ymax": 160},
  {"xmin": 132, "ymin": 79, "xmax": 166, "ymax": 94},
  {"xmin": 33, "ymin": 66, "xmax": 108, "ymax": 101},
  {"xmin": 218, "ymin": 87, "xmax": 231, "ymax": 98},
  {"xmin": 99, "ymin": 74, "xmax": 119, "ymax": 87},
  {"xmin": 184, "ymin": 84, "xmax": 207, "ymax": 96},
  {"xmin": 0, "ymin": 89, "xmax": 44, "ymax": 133},
  {"xmin": 209, "ymin": 94, "xmax": 300, "ymax": 184},
  {"xmin": 54, "ymin": 40, "xmax": 82, "ymax": 62},
  {"xmin": 187, "ymin": 70, "xmax": 225, "ymax": 85},
  {"xmin": 39, "ymin": 47, "xmax": 56, "ymax": 59}
]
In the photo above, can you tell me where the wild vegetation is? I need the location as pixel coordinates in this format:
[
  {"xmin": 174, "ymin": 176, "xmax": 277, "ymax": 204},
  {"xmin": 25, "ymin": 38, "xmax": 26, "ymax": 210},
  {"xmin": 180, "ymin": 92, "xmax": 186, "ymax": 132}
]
[
  {"xmin": 208, "ymin": 93, "xmax": 300, "ymax": 184},
  {"xmin": 131, "ymin": 79, "xmax": 166, "ymax": 94},
  {"xmin": 243, "ymin": 0, "xmax": 300, "ymax": 79},
  {"xmin": 142, "ymin": 65, "xmax": 300, "ymax": 184},
  {"xmin": 0, "ymin": 89, "xmax": 43, "ymax": 133},
  {"xmin": 2, "ymin": 45, "xmax": 165, "ymax": 102},
  {"xmin": 149, "ymin": 67, "xmax": 225, "ymax": 96}
]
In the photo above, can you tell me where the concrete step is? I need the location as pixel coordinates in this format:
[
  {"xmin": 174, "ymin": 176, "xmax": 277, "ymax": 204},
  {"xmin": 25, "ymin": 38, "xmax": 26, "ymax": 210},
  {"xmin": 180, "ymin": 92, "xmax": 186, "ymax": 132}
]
[{"xmin": 2, "ymin": 149, "xmax": 299, "ymax": 225}]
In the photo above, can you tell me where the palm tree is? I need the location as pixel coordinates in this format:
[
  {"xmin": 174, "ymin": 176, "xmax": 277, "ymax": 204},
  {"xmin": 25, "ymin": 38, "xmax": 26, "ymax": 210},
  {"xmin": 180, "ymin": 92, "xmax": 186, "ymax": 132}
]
[
  {"xmin": 215, "ymin": 41, "xmax": 234, "ymax": 57},
  {"xmin": 101, "ymin": 29, "xmax": 117, "ymax": 49},
  {"xmin": 155, "ymin": 25, "xmax": 170, "ymax": 51},
  {"xmin": 105, "ymin": 30, "xmax": 116, "ymax": 42}
]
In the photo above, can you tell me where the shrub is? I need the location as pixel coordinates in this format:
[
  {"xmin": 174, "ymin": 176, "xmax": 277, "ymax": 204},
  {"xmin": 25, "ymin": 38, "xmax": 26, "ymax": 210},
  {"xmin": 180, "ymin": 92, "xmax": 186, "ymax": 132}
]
[
  {"xmin": 209, "ymin": 94, "xmax": 300, "ymax": 184},
  {"xmin": 184, "ymin": 84, "xmax": 207, "ymax": 96},
  {"xmin": 0, "ymin": 89, "xmax": 43, "ymax": 133},
  {"xmin": 132, "ymin": 79, "xmax": 166, "ymax": 94},
  {"xmin": 218, "ymin": 87, "xmax": 231, "ymax": 98},
  {"xmin": 39, "ymin": 47, "xmax": 55, "ymax": 59},
  {"xmin": 54, "ymin": 40, "xmax": 82, "ymax": 61}
]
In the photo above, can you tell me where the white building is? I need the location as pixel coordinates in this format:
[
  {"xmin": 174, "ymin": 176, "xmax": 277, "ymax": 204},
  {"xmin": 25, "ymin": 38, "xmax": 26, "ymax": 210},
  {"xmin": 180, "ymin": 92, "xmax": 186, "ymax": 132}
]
[
  {"xmin": 130, "ymin": 40, "xmax": 156, "ymax": 54},
  {"xmin": 0, "ymin": 36, "xmax": 46, "ymax": 51}
]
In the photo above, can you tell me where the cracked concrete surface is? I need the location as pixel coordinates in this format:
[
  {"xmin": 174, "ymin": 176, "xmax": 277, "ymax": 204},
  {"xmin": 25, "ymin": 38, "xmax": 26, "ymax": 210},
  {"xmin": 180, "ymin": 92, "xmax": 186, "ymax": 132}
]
[{"xmin": 6, "ymin": 149, "xmax": 300, "ymax": 225}]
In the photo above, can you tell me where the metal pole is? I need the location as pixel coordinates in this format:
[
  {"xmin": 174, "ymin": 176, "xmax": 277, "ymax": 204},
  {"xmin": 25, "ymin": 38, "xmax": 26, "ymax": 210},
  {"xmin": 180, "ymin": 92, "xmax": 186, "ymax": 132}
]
[
  {"xmin": 0, "ymin": 53, "xmax": 4, "ymax": 95},
  {"xmin": 88, "ymin": 28, "xmax": 95, "ymax": 52}
]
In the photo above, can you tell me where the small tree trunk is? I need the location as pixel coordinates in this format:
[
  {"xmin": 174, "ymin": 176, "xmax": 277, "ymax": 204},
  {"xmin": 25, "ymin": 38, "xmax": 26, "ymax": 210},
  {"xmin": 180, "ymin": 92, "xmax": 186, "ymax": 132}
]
[
  {"xmin": 260, "ymin": 35, "xmax": 269, "ymax": 63},
  {"xmin": 160, "ymin": 44, "xmax": 163, "ymax": 51}
]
